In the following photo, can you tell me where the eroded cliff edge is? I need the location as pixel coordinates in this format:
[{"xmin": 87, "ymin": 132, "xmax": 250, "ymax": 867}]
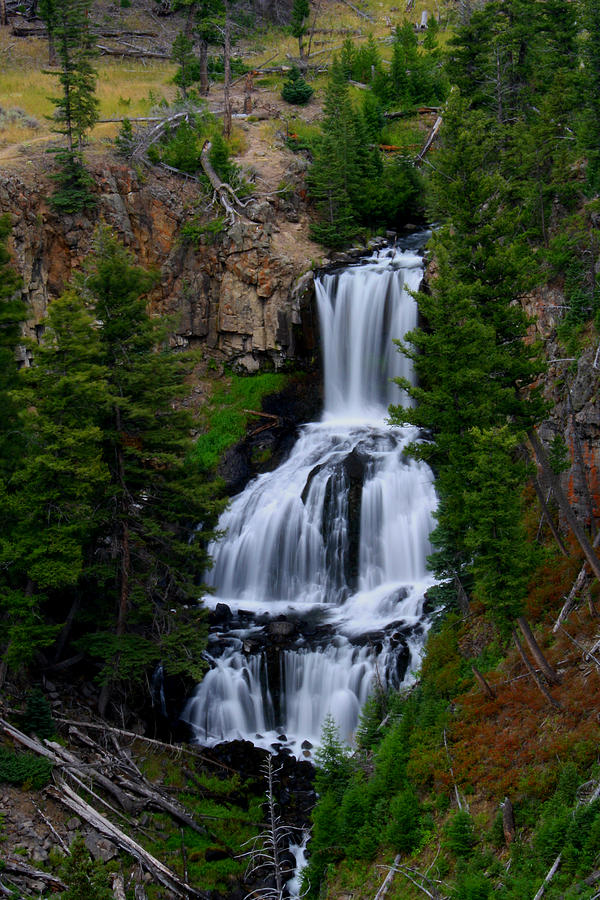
[{"xmin": 0, "ymin": 160, "xmax": 321, "ymax": 373}]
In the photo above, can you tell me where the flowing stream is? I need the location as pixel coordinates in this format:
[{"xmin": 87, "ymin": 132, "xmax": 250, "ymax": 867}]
[{"xmin": 183, "ymin": 235, "xmax": 437, "ymax": 758}]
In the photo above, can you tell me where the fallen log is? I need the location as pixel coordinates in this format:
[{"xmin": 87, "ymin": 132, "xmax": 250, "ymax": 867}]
[
  {"xmin": 116, "ymin": 774, "xmax": 209, "ymax": 835},
  {"xmin": 415, "ymin": 115, "xmax": 442, "ymax": 165},
  {"xmin": 97, "ymin": 43, "xmax": 171, "ymax": 60},
  {"xmin": 337, "ymin": 0, "xmax": 375, "ymax": 22},
  {"xmin": 553, "ymin": 529, "xmax": 600, "ymax": 631},
  {"xmin": 52, "ymin": 715, "xmax": 236, "ymax": 771},
  {"xmin": 48, "ymin": 779, "xmax": 209, "ymax": 900},
  {"xmin": 2, "ymin": 858, "xmax": 65, "ymax": 890}
]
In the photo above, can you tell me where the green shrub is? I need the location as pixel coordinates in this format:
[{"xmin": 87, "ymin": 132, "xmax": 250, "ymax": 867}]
[
  {"xmin": 22, "ymin": 688, "xmax": 56, "ymax": 740},
  {"xmin": 444, "ymin": 811, "xmax": 477, "ymax": 859},
  {"xmin": 386, "ymin": 786, "xmax": 421, "ymax": 853},
  {"xmin": 282, "ymin": 66, "xmax": 314, "ymax": 105},
  {"xmin": 60, "ymin": 835, "xmax": 112, "ymax": 900},
  {"xmin": 0, "ymin": 747, "xmax": 53, "ymax": 789}
]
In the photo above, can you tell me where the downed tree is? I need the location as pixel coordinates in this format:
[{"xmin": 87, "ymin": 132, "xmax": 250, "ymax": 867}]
[
  {"xmin": 2, "ymin": 858, "xmax": 66, "ymax": 890},
  {"xmin": 553, "ymin": 530, "xmax": 600, "ymax": 631},
  {"xmin": 48, "ymin": 779, "xmax": 209, "ymax": 900},
  {"xmin": 0, "ymin": 717, "xmax": 209, "ymax": 835},
  {"xmin": 415, "ymin": 115, "xmax": 442, "ymax": 165},
  {"xmin": 97, "ymin": 43, "xmax": 172, "ymax": 59}
]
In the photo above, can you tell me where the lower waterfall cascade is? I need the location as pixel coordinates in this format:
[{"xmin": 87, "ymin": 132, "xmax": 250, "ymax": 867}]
[{"xmin": 182, "ymin": 233, "xmax": 437, "ymax": 758}]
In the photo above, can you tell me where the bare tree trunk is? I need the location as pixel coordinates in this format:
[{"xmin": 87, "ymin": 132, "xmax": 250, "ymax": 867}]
[
  {"xmin": 502, "ymin": 797, "xmax": 515, "ymax": 845},
  {"xmin": 517, "ymin": 616, "xmax": 561, "ymax": 685},
  {"xmin": 199, "ymin": 39, "xmax": 209, "ymax": 94},
  {"xmin": 528, "ymin": 428, "xmax": 600, "ymax": 582},
  {"xmin": 52, "ymin": 596, "xmax": 80, "ymax": 662},
  {"xmin": 0, "ymin": 0, "xmax": 8, "ymax": 27},
  {"xmin": 472, "ymin": 665, "xmax": 495, "ymax": 699},
  {"xmin": 306, "ymin": 0, "xmax": 323, "ymax": 59},
  {"xmin": 512, "ymin": 629, "xmax": 562, "ymax": 710},
  {"xmin": 222, "ymin": 1, "xmax": 232, "ymax": 139},
  {"xmin": 531, "ymin": 474, "xmax": 568, "ymax": 556}
]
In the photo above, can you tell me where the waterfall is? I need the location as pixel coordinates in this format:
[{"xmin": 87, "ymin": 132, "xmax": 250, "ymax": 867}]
[{"xmin": 182, "ymin": 236, "xmax": 437, "ymax": 757}]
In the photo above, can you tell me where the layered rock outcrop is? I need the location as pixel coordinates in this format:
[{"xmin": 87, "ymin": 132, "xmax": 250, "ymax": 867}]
[{"xmin": 0, "ymin": 161, "xmax": 319, "ymax": 371}]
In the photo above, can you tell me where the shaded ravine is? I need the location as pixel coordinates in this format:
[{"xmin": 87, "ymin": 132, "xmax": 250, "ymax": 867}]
[{"xmin": 182, "ymin": 234, "xmax": 436, "ymax": 758}]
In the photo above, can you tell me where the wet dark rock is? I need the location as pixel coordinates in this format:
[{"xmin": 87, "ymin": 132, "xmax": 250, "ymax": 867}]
[
  {"xmin": 205, "ymin": 846, "xmax": 230, "ymax": 862},
  {"xmin": 301, "ymin": 739, "xmax": 312, "ymax": 750},
  {"xmin": 211, "ymin": 603, "xmax": 233, "ymax": 624},
  {"xmin": 269, "ymin": 620, "xmax": 295, "ymax": 640},
  {"xmin": 277, "ymin": 733, "xmax": 287, "ymax": 741}
]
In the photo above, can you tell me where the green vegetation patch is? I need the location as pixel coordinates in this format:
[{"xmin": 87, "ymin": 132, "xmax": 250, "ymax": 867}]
[
  {"xmin": 191, "ymin": 372, "xmax": 288, "ymax": 472},
  {"xmin": 0, "ymin": 746, "xmax": 53, "ymax": 789}
]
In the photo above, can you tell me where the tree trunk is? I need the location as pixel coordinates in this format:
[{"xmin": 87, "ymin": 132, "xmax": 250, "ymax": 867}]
[
  {"xmin": 52, "ymin": 596, "xmax": 80, "ymax": 662},
  {"xmin": 472, "ymin": 665, "xmax": 495, "ymax": 699},
  {"xmin": 512, "ymin": 629, "xmax": 562, "ymax": 710},
  {"xmin": 199, "ymin": 39, "xmax": 209, "ymax": 95},
  {"xmin": 0, "ymin": 0, "xmax": 8, "ymax": 27},
  {"xmin": 184, "ymin": 0, "xmax": 197, "ymax": 38},
  {"xmin": 528, "ymin": 428, "xmax": 600, "ymax": 582},
  {"xmin": 531, "ymin": 474, "xmax": 568, "ymax": 556},
  {"xmin": 517, "ymin": 616, "xmax": 561, "ymax": 685},
  {"xmin": 502, "ymin": 797, "xmax": 515, "ymax": 845},
  {"xmin": 223, "ymin": 2, "xmax": 232, "ymax": 138}
]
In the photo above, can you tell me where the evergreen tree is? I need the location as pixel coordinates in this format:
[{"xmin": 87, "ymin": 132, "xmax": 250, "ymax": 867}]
[
  {"xmin": 78, "ymin": 230, "xmax": 219, "ymax": 710},
  {"xmin": 172, "ymin": 31, "xmax": 200, "ymax": 97},
  {"xmin": 290, "ymin": 0, "xmax": 310, "ymax": 61},
  {"xmin": 0, "ymin": 216, "xmax": 27, "ymax": 679},
  {"xmin": 2, "ymin": 291, "xmax": 108, "ymax": 671},
  {"xmin": 41, "ymin": 0, "xmax": 99, "ymax": 212},
  {"xmin": 579, "ymin": 0, "xmax": 600, "ymax": 193},
  {"xmin": 307, "ymin": 62, "xmax": 358, "ymax": 247},
  {"xmin": 281, "ymin": 65, "xmax": 314, "ymax": 105}
]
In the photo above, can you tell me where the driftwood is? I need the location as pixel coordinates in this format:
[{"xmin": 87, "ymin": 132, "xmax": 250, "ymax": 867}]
[
  {"xmin": 48, "ymin": 779, "xmax": 208, "ymax": 900},
  {"xmin": 200, "ymin": 139, "xmax": 261, "ymax": 225},
  {"xmin": 501, "ymin": 797, "xmax": 516, "ymax": 845},
  {"xmin": 558, "ymin": 625, "xmax": 600, "ymax": 670}
]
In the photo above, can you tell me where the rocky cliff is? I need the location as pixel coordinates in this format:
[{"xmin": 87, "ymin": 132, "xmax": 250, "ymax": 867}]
[{"xmin": 0, "ymin": 160, "xmax": 320, "ymax": 372}]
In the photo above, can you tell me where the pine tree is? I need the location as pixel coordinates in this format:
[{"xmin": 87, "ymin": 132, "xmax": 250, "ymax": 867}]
[
  {"xmin": 281, "ymin": 65, "xmax": 314, "ymax": 105},
  {"xmin": 41, "ymin": 0, "xmax": 99, "ymax": 212},
  {"xmin": 172, "ymin": 31, "xmax": 200, "ymax": 98},
  {"xmin": 1, "ymin": 291, "xmax": 108, "ymax": 672},
  {"xmin": 307, "ymin": 63, "xmax": 358, "ymax": 247},
  {"xmin": 78, "ymin": 230, "xmax": 219, "ymax": 711},
  {"xmin": 0, "ymin": 216, "xmax": 27, "ymax": 682},
  {"xmin": 290, "ymin": 0, "xmax": 310, "ymax": 61}
]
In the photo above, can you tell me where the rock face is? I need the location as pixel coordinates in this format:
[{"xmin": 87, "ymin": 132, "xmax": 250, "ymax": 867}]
[
  {"xmin": 524, "ymin": 284, "xmax": 600, "ymax": 531},
  {"xmin": 0, "ymin": 161, "xmax": 318, "ymax": 372}
]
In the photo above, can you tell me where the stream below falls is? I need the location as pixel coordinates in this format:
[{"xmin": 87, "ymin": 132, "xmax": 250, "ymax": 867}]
[{"xmin": 182, "ymin": 233, "xmax": 437, "ymax": 759}]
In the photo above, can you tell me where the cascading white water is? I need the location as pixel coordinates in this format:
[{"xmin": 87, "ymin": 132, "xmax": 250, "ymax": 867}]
[{"xmin": 182, "ymin": 237, "xmax": 437, "ymax": 757}]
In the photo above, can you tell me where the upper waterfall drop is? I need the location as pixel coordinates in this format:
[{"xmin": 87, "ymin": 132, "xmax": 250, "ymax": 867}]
[
  {"xmin": 316, "ymin": 248, "xmax": 423, "ymax": 421},
  {"xmin": 182, "ymin": 237, "xmax": 437, "ymax": 755}
]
